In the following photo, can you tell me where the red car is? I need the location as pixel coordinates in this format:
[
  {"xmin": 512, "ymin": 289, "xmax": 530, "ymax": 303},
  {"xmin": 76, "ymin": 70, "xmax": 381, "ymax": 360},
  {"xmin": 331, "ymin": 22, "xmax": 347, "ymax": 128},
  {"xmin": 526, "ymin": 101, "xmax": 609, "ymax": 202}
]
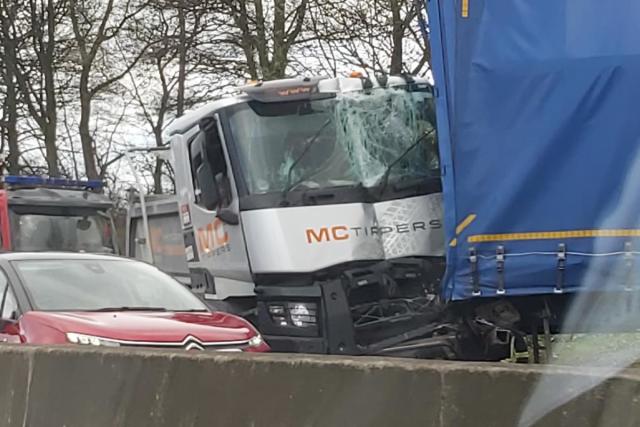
[{"xmin": 0, "ymin": 252, "xmax": 269, "ymax": 352}]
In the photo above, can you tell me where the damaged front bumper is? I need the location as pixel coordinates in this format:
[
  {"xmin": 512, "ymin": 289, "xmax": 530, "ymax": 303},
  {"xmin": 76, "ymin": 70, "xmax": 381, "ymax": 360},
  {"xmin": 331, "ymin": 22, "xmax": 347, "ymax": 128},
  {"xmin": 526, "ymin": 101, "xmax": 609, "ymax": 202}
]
[{"xmin": 257, "ymin": 258, "xmax": 454, "ymax": 358}]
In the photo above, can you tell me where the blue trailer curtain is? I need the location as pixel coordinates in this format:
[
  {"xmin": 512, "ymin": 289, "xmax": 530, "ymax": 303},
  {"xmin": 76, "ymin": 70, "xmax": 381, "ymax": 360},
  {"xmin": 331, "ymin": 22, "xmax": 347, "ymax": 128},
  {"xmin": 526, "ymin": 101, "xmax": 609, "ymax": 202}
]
[{"xmin": 427, "ymin": 0, "xmax": 640, "ymax": 300}]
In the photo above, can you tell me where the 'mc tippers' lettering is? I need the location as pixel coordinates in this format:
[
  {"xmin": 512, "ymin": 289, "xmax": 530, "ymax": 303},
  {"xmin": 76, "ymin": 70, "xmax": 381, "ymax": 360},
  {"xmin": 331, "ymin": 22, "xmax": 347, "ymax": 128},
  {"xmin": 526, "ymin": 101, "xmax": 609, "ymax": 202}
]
[
  {"xmin": 305, "ymin": 226, "xmax": 349, "ymax": 243},
  {"xmin": 305, "ymin": 221, "xmax": 442, "ymax": 244},
  {"xmin": 196, "ymin": 218, "xmax": 230, "ymax": 255}
]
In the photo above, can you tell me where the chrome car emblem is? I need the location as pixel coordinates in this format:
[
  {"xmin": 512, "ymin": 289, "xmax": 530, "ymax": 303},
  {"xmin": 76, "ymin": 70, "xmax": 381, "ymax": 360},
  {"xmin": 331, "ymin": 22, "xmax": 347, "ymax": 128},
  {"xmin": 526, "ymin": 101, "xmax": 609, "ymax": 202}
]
[{"xmin": 184, "ymin": 341, "xmax": 205, "ymax": 351}]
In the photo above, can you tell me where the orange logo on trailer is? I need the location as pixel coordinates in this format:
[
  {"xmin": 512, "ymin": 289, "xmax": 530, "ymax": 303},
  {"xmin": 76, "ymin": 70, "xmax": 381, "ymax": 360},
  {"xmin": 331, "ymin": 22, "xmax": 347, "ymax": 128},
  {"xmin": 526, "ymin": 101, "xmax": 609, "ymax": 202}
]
[
  {"xmin": 149, "ymin": 226, "xmax": 185, "ymax": 257},
  {"xmin": 196, "ymin": 218, "xmax": 229, "ymax": 254}
]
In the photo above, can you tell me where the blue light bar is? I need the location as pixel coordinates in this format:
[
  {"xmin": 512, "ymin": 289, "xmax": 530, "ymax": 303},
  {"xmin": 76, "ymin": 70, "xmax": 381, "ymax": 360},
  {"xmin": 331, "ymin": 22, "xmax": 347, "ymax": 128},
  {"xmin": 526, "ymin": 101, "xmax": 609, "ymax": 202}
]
[{"xmin": 2, "ymin": 175, "xmax": 103, "ymax": 190}]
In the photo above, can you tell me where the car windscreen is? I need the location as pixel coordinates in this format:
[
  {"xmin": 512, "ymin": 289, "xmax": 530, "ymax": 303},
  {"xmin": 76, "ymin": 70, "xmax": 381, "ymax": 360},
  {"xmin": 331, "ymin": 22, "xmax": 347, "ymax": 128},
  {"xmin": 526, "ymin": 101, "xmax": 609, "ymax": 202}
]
[
  {"xmin": 10, "ymin": 212, "xmax": 115, "ymax": 253},
  {"xmin": 12, "ymin": 259, "xmax": 207, "ymax": 312}
]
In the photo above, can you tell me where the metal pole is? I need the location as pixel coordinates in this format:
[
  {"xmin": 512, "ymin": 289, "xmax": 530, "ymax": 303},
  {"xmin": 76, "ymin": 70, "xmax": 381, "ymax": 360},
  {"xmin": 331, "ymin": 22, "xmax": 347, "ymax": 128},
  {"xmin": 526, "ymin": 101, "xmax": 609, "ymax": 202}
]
[{"xmin": 123, "ymin": 150, "xmax": 153, "ymax": 264}]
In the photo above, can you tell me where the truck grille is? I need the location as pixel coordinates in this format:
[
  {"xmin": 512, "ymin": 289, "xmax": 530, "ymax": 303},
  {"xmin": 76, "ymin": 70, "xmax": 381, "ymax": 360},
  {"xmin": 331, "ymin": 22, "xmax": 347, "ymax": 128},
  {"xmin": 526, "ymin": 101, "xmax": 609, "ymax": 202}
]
[{"xmin": 342, "ymin": 259, "xmax": 444, "ymax": 347}]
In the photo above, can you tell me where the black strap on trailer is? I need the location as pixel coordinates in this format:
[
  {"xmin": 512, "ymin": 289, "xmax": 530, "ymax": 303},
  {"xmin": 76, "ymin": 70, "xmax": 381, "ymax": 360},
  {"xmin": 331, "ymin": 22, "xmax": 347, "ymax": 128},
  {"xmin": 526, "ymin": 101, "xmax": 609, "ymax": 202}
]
[
  {"xmin": 469, "ymin": 247, "xmax": 480, "ymax": 296},
  {"xmin": 496, "ymin": 245, "xmax": 506, "ymax": 295},
  {"xmin": 554, "ymin": 243, "xmax": 566, "ymax": 294}
]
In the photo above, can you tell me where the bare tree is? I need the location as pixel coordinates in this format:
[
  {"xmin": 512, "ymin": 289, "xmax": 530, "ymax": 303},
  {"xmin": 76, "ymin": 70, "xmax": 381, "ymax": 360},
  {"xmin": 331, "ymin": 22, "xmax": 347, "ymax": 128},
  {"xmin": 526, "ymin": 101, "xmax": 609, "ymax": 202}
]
[
  {"xmin": 4, "ymin": 0, "xmax": 67, "ymax": 176},
  {"xmin": 0, "ymin": 0, "xmax": 20, "ymax": 173},
  {"xmin": 175, "ymin": 1, "xmax": 187, "ymax": 116},
  {"xmin": 68, "ymin": 0, "xmax": 152, "ymax": 179},
  {"xmin": 128, "ymin": 0, "xmax": 232, "ymax": 193},
  {"xmin": 309, "ymin": 0, "xmax": 430, "ymax": 77},
  {"xmin": 221, "ymin": 0, "xmax": 310, "ymax": 80},
  {"xmin": 95, "ymin": 103, "xmax": 131, "ymax": 180}
]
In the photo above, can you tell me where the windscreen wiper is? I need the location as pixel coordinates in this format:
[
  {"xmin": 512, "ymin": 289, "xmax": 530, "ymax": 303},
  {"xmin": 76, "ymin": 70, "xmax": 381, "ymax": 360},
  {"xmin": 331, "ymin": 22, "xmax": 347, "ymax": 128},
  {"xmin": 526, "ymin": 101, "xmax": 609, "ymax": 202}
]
[
  {"xmin": 376, "ymin": 128, "xmax": 436, "ymax": 198},
  {"xmin": 280, "ymin": 118, "xmax": 332, "ymax": 204},
  {"xmin": 90, "ymin": 306, "xmax": 167, "ymax": 312},
  {"xmin": 300, "ymin": 182, "xmax": 367, "ymax": 204}
]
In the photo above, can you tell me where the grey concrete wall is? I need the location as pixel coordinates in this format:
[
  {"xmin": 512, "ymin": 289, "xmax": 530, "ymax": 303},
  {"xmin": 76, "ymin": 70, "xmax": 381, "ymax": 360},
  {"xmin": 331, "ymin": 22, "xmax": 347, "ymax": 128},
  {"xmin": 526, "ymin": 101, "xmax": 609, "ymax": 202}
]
[{"xmin": 0, "ymin": 345, "xmax": 639, "ymax": 427}]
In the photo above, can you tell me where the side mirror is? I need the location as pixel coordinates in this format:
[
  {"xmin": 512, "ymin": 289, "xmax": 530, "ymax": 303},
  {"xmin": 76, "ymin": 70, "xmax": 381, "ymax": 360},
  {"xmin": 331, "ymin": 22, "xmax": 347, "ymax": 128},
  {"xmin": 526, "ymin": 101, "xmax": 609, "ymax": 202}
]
[
  {"xmin": 216, "ymin": 208, "xmax": 239, "ymax": 225},
  {"xmin": 215, "ymin": 172, "xmax": 232, "ymax": 206},
  {"xmin": 0, "ymin": 316, "xmax": 17, "ymax": 334},
  {"xmin": 197, "ymin": 163, "xmax": 220, "ymax": 211},
  {"xmin": 212, "ymin": 173, "xmax": 238, "ymax": 224}
]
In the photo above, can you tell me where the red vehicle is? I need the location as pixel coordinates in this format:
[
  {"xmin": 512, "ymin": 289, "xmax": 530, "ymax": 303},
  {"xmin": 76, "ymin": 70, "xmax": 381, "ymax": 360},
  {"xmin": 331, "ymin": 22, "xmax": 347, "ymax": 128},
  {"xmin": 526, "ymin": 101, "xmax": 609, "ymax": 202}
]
[
  {"xmin": 0, "ymin": 252, "xmax": 269, "ymax": 352},
  {"xmin": 0, "ymin": 175, "xmax": 117, "ymax": 253}
]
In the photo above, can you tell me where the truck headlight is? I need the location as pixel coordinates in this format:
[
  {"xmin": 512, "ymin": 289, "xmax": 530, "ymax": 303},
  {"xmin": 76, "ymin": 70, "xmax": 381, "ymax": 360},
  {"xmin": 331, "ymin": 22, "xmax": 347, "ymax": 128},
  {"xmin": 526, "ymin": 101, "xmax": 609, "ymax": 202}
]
[
  {"xmin": 289, "ymin": 303, "xmax": 317, "ymax": 327},
  {"xmin": 268, "ymin": 302, "xmax": 317, "ymax": 328},
  {"xmin": 66, "ymin": 332, "xmax": 120, "ymax": 347}
]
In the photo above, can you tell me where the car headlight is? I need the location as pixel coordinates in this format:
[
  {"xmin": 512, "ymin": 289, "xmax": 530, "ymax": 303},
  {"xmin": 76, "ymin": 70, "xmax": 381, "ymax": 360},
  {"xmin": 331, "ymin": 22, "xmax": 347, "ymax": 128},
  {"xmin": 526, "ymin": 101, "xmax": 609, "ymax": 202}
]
[
  {"xmin": 268, "ymin": 302, "xmax": 318, "ymax": 328},
  {"xmin": 66, "ymin": 332, "xmax": 120, "ymax": 347},
  {"xmin": 248, "ymin": 334, "xmax": 265, "ymax": 348}
]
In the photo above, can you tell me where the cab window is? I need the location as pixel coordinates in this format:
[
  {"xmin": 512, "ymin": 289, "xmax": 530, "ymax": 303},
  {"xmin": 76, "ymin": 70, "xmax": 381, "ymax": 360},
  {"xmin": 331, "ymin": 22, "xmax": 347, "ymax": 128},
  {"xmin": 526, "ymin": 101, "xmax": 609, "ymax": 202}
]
[{"xmin": 188, "ymin": 117, "xmax": 231, "ymax": 211}]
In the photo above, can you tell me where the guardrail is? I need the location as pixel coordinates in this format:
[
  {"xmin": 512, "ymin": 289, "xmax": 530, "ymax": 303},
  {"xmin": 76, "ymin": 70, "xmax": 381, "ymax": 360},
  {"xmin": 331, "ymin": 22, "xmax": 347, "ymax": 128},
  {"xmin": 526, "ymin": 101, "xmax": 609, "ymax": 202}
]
[{"xmin": 0, "ymin": 346, "xmax": 637, "ymax": 426}]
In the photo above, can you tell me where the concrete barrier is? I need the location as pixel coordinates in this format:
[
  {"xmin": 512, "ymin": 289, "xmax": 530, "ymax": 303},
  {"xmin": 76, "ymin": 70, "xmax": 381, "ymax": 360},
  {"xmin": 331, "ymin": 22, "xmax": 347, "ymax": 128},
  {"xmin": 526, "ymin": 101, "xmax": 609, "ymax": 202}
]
[{"xmin": 1, "ymin": 345, "xmax": 639, "ymax": 427}]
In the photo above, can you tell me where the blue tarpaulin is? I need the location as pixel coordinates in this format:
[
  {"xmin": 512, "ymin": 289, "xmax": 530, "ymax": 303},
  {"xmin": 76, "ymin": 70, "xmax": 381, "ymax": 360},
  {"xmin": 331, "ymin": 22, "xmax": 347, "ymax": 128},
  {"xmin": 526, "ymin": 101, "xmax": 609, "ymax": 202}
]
[{"xmin": 427, "ymin": 0, "xmax": 640, "ymax": 300}]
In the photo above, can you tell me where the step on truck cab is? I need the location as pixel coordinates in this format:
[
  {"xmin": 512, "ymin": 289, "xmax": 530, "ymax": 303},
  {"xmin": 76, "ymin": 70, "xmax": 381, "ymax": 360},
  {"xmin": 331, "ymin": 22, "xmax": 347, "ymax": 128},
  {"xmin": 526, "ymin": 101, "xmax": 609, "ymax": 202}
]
[
  {"xmin": 166, "ymin": 75, "xmax": 447, "ymax": 357},
  {"xmin": 0, "ymin": 176, "xmax": 118, "ymax": 254}
]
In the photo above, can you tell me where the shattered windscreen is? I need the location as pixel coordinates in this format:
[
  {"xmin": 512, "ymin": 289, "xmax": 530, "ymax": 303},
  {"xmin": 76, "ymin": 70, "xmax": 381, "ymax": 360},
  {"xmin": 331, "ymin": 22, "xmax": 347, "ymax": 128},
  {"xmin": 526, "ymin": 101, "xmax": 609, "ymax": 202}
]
[{"xmin": 227, "ymin": 85, "xmax": 438, "ymax": 196}]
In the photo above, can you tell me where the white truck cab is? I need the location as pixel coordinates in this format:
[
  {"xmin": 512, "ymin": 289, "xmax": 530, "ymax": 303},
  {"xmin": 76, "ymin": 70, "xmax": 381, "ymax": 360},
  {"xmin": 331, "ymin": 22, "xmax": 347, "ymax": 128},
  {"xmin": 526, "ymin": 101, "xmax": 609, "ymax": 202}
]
[{"xmin": 165, "ymin": 75, "xmax": 446, "ymax": 356}]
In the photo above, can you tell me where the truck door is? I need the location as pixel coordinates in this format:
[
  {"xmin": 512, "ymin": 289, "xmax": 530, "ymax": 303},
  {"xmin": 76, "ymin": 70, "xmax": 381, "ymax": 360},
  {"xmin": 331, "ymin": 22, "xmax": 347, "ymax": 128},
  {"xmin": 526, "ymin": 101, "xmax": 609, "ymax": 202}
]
[{"xmin": 184, "ymin": 115, "xmax": 254, "ymax": 301}]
